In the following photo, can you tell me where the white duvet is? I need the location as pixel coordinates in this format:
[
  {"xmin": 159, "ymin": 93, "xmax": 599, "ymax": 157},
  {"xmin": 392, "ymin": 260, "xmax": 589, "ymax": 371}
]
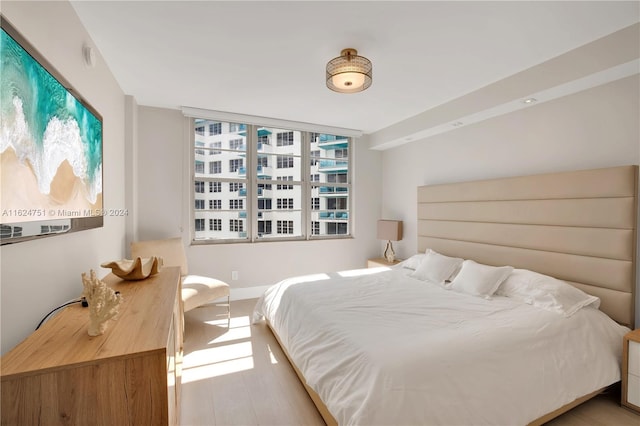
[{"xmin": 253, "ymin": 267, "xmax": 629, "ymax": 425}]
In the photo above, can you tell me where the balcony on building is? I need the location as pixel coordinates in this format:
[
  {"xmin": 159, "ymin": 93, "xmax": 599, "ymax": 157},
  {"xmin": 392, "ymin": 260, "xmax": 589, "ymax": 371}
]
[
  {"xmin": 318, "ymin": 160, "xmax": 348, "ymax": 173},
  {"xmin": 316, "ymin": 134, "xmax": 349, "ymax": 150},
  {"xmin": 318, "ymin": 211, "xmax": 349, "ymax": 221},
  {"xmin": 239, "ymin": 211, "xmax": 247, "ymax": 219},
  {"xmin": 318, "ymin": 186, "xmax": 348, "ymax": 196},
  {"xmin": 257, "ymin": 143, "xmax": 273, "ymax": 154},
  {"xmin": 256, "ymin": 165, "xmax": 272, "ymax": 178},
  {"xmin": 237, "ymin": 165, "xmax": 272, "ymax": 178},
  {"xmin": 239, "ymin": 127, "xmax": 271, "ymax": 138},
  {"xmin": 238, "ymin": 188, "xmax": 265, "ymax": 197}
]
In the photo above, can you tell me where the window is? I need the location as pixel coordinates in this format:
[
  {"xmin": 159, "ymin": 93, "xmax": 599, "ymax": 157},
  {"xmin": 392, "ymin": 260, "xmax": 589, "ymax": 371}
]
[
  {"xmin": 327, "ymin": 222, "xmax": 348, "ymax": 235},
  {"xmin": 192, "ymin": 120, "xmax": 350, "ymax": 242},
  {"xmin": 210, "ymin": 218, "xmax": 222, "ymax": 231},
  {"xmin": 229, "ymin": 159, "xmax": 243, "ymax": 173},
  {"xmin": 229, "ymin": 139, "xmax": 243, "ymax": 150},
  {"xmin": 258, "ymin": 220, "xmax": 272, "ymax": 236},
  {"xmin": 310, "ymin": 150, "xmax": 320, "ymax": 166},
  {"xmin": 328, "ymin": 197, "xmax": 347, "ymax": 210},
  {"xmin": 258, "ymin": 199, "xmax": 272, "ymax": 210},
  {"xmin": 276, "ymin": 131, "xmax": 294, "ymax": 146},
  {"xmin": 327, "ymin": 173, "xmax": 347, "ymax": 183},
  {"xmin": 277, "ymin": 155, "xmax": 294, "ymax": 169},
  {"xmin": 277, "ymin": 198, "xmax": 294, "ymax": 209},
  {"xmin": 277, "ymin": 220, "xmax": 294, "ymax": 234},
  {"xmin": 210, "ymin": 161, "xmax": 221, "ymax": 174},
  {"xmin": 195, "ymin": 141, "xmax": 205, "ymax": 155},
  {"xmin": 335, "ymin": 148, "xmax": 348, "ymax": 158},
  {"xmin": 229, "ymin": 219, "xmax": 244, "ymax": 232},
  {"xmin": 210, "ymin": 141, "xmax": 221, "ymax": 155},
  {"xmin": 209, "ymin": 122, "xmax": 221, "ymax": 135},
  {"xmin": 277, "ymin": 176, "xmax": 293, "ymax": 190},
  {"xmin": 229, "ymin": 199, "xmax": 244, "ymax": 210},
  {"xmin": 229, "ymin": 182, "xmax": 244, "ymax": 192}
]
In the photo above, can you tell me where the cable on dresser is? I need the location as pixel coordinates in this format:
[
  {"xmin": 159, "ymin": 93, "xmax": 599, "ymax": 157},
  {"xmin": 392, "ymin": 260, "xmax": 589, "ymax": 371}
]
[{"xmin": 35, "ymin": 297, "xmax": 87, "ymax": 330}]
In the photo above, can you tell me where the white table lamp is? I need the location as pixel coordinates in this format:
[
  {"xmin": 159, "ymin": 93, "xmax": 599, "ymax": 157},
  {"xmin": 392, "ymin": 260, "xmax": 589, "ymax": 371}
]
[{"xmin": 377, "ymin": 220, "xmax": 403, "ymax": 262}]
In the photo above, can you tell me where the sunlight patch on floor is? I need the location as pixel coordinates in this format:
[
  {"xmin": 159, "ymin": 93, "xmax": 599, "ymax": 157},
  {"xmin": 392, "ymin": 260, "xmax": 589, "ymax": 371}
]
[
  {"xmin": 205, "ymin": 314, "xmax": 251, "ymax": 328},
  {"xmin": 206, "ymin": 323, "xmax": 252, "ymax": 344},
  {"xmin": 267, "ymin": 343, "xmax": 279, "ymax": 364},
  {"xmin": 184, "ymin": 340, "xmax": 253, "ymax": 368},
  {"xmin": 181, "ymin": 355, "xmax": 255, "ymax": 383}
]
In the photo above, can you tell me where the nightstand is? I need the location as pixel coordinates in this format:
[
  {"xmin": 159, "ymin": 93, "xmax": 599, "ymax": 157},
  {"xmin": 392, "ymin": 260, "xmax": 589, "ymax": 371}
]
[
  {"xmin": 367, "ymin": 257, "xmax": 402, "ymax": 268},
  {"xmin": 622, "ymin": 329, "xmax": 640, "ymax": 413}
]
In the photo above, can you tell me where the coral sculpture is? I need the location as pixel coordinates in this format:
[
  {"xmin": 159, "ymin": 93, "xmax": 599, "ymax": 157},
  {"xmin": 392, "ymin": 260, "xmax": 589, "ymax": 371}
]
[{"xmin": 81, "ymin": 269, "xmax": 123, "ymax": 336}]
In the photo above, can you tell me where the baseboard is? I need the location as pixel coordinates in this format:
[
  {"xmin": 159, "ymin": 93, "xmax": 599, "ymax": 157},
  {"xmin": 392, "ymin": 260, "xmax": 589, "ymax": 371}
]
[{"xmin": 230, "ymin": 285, "xmax": 271, "ymax": 301}]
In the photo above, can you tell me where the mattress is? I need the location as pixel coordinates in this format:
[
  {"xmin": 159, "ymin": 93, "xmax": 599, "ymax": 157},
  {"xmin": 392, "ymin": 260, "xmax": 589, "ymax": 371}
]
[{"xmin": 253, "ymin": 267, "xmax": 629, "ymax": 425}]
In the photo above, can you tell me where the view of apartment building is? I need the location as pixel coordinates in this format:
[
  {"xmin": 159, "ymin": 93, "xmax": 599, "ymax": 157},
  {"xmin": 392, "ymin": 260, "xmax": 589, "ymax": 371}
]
[{"xmin": 193, "ymin": 120, "xmax": 350, "ymax": 241}]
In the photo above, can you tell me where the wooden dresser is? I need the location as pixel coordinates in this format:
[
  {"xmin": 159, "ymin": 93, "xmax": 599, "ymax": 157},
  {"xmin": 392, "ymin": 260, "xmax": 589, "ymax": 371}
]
[{"xmin": 1, "ymin": 266, "xmax": 183, "ymax": 425}]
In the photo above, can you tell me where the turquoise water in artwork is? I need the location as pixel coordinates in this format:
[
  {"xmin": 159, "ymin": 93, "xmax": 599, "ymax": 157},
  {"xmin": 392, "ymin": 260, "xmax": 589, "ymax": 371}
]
[{"xmin": 0, "ymin": 28, "xmax": 102, "ymax": 203}]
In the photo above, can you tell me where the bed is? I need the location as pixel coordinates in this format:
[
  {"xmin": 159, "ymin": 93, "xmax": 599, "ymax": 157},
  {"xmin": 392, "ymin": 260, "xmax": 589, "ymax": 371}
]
[{"xmin": 253, "ymin": 165, "xmax": 638, "ymax": 425}]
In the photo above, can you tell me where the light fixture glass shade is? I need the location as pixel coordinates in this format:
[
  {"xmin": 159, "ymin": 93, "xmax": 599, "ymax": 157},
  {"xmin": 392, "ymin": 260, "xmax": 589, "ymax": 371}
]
[{"xmin": 326, "ymin": 48, "xmax": 372, "ymax": 93}]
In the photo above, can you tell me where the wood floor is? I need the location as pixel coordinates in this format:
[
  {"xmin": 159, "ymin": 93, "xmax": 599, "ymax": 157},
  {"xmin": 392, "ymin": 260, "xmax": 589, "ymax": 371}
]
[{"xmin": 180, "ymin": 299, "xmax": 640, "ymax": 426}]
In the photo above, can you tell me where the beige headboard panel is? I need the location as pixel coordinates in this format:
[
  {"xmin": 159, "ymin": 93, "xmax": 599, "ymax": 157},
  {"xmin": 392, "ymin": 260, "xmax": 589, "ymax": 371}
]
[{"xmin": 418, "ymin": 165, "xmax": 638, "ymax": 327}]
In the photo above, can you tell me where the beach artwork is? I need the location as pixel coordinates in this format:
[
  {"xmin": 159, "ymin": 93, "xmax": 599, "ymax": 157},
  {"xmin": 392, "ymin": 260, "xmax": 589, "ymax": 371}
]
[{"xmin": 0, "ymin": 27, "xmax": 102, "ymax": 226}]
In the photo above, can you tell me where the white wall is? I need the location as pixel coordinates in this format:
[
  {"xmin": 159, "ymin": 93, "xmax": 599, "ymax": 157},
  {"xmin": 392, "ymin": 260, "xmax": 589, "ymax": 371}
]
[
  {"xmin": 380, "ymin": 74, "xmax": 640, "ymax": 323},
  {"xmin": 137, "ymin": 106, "xmax": 382, "ymax": 291},
  {"xmin": 0, "ymin": 2, "xmax": 126, "ymax": 354}
]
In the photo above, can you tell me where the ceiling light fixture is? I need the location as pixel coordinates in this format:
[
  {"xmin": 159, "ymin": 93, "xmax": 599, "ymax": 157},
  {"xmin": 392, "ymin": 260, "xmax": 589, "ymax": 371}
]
[{"xmin": 326, "ymin": 48, "xmax": 372, "ymax": 94}]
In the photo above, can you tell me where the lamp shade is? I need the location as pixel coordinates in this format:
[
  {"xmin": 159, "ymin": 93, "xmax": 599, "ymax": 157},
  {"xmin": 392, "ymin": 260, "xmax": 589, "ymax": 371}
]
[
  {"xmin": 377, "ymin": 220, "xmax": 403, "ymax": 241},
  {"xmin": 326, "ymin": 48, "xmax": 372, "ymax": 93}
]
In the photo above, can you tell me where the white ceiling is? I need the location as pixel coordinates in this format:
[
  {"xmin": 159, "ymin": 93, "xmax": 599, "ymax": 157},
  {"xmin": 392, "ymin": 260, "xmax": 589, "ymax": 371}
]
[{"xmin": 71, "ymin": 1, "xmax": 640, "ymax": 135}]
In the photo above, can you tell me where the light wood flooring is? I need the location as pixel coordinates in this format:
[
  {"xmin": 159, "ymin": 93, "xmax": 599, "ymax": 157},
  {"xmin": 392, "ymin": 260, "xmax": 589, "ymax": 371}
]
[{"xmin": 180, "ymin": 299, "xmax": 640, "ymax": 426}]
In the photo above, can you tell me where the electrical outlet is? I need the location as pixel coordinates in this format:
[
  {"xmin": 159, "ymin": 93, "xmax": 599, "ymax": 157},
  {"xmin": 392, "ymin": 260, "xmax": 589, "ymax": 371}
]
[{"xmin": 232, "ymin": 271, "xmax": 239, "ymax": 281}]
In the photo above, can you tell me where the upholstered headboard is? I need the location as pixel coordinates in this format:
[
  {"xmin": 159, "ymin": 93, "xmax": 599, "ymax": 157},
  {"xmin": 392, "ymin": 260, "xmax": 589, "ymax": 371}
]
[{"xmin": 417, "ymin": 165, "xmax": 638, "ymax": 327}]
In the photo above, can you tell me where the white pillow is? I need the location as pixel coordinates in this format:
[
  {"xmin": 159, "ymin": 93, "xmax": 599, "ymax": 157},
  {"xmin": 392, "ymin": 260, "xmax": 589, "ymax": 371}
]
[
  {"xmin": 449, "ymin": 260, "xmax": 513, "ymax": 297},
  {"xmin": 496, "ymin": 268, "xmax": 600, "ymax": 317},
  {"xmin": 399, "ymin": 254, "xmax": 425, "ymax": 270},
  {"xmin": 410, "ymin": 249, "xmax": 463, "ymax": 284}
]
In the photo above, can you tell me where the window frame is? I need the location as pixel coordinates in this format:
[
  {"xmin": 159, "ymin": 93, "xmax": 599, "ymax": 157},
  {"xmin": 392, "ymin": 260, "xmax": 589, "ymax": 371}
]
[{"xmin": 189, "ymin": 119, "xmax": 353, "ymax": 245}]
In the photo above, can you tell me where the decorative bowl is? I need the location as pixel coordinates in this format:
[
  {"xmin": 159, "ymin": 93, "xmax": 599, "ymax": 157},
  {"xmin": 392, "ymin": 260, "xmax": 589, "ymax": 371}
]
[{"xmin": 101, "ymin": 256, "xmax": 163, "ymax": 280}]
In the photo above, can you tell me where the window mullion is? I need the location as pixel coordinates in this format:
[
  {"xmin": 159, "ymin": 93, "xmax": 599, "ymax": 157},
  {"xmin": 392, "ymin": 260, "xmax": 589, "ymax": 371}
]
[
  {"xmin": 301, "ymin": 131, "xmax": 310, "ymax": 240},
  {"xmin": 348, "ymin": 137, "xmax": 353, "ymax": 237},
  {"xmin": 248, "ymin": 124, "xmax": 257, "ymax": 242}
]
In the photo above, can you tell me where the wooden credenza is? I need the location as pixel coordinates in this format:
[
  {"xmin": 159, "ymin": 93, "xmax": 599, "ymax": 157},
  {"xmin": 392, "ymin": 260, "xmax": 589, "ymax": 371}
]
[{"xmin": 1, "ymin": 266, "xmax": 184, "ymax": 425}]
